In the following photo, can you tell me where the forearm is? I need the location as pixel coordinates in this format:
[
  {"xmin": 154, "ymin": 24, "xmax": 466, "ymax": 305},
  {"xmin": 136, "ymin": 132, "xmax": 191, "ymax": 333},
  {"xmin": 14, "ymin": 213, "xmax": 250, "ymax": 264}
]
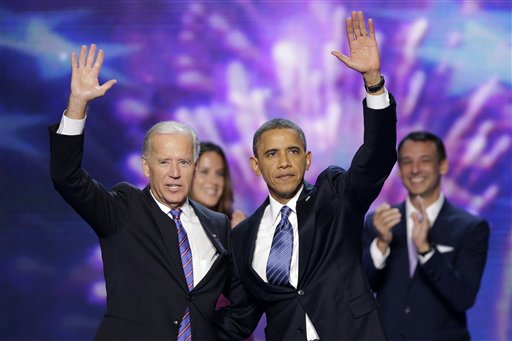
[
  {"xmin": 49, "ymin": 126, "xmax": 123, "ymax": 237},
  {"xmin": 214, "ymin": 259, "xmax": 262, "ymax": 340},
  {"xmin": 349, "ymin": 95, "xmax": 397, "ymax": 210}
]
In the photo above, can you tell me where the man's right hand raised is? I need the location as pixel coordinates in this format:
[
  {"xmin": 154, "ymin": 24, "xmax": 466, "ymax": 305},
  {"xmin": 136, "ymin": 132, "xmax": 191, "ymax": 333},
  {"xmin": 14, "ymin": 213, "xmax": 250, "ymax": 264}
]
[
  {"xmin": 373, "ymin": 202, "xmax": 401, "ymax": 253},
  {"xmin": 66, "ymin": 44, "xmax": 117, "ymax": 119}
]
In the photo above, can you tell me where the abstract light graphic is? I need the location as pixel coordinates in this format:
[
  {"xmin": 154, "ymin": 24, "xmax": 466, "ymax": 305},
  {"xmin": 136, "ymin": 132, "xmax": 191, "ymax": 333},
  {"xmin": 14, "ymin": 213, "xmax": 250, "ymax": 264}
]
[{"xmin": 1, "ymin": 1, "xmax": 510, "ymax": 340}]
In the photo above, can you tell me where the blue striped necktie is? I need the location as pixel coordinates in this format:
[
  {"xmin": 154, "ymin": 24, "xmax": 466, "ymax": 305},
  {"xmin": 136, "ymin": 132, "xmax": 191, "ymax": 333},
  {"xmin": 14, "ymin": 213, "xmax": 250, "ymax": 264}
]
[
  {"xmin": 266, "ymin": 206, "xmax": 293, "ymax": 286},
  {"xmin": 170, "ymin": 209, "xmax": 193, "ymax": 341}
]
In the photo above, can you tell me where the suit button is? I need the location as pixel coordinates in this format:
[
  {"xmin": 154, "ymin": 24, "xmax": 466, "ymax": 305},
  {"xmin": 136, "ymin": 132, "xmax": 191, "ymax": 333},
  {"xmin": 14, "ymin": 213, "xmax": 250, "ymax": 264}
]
[
  {"xmin": 172, "ymin": 320, "xmax": 180, "ymax": 326},
  {"xmin": 297, "ymin": 327, "xmax": 305, "ymax": 334},
  {"xmin": 297, "ymin": 290, "xmax": 305, "ymax": 296},
  {"xmin": 188, "ymin": 294, "xmax": 194, "ymax": 301},
  {"xmin": 404, "ymin": 307, "xmax": 411, "ymax": 314}
]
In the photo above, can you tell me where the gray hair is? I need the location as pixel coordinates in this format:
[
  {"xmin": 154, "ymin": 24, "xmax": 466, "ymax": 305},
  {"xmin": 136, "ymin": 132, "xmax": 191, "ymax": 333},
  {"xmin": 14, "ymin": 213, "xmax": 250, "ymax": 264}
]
[
  {"xmin": 252, "ymin": 118, "xmax": 307, "ymax": 157},
  {"xmin": 142, "ymin": 121, "xmax": 200, "ymax": 161}
]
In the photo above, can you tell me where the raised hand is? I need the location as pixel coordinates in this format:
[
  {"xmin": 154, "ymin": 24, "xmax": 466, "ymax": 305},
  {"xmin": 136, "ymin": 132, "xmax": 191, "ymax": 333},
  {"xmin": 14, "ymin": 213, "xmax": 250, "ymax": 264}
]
[
  {"xmin": 411, "ymin": 196, "xmax": 431, "ymax": 253},
  {"xmin": 373, "ymin": 202, "xmax": 401, "ymax": 254},
  {"xmin": 331, "ymin": 11, "xmax": 382, "ymax": 90},
  {"xmin": 66, "ymin": 44, "xmax": 117, "ymax": 119}
]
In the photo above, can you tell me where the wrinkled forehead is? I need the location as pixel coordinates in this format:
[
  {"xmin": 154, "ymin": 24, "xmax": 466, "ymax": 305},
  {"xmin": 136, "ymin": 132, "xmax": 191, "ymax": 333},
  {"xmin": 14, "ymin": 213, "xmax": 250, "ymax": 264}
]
[{"xmin": 148, "ymin": 132, "xmax": 194, "ymax": 156}]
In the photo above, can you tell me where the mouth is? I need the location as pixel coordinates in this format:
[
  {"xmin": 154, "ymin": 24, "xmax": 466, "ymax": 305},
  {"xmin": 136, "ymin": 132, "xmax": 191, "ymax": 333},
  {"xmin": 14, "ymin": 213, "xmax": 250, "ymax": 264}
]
[
  {"xmin": 275, "ymin": 173, "xmax": 295, "ymax": 181},
  {"xmin": 409, "ymin": 177, "xmax": 425, "ymax": 184},
  {"xmin": 203, "ymin": 188, "xmax": 218, "ymax": 196},
  {"xmin": 165, "ymin": 184, "xmax": 182, "ymax": 191}
]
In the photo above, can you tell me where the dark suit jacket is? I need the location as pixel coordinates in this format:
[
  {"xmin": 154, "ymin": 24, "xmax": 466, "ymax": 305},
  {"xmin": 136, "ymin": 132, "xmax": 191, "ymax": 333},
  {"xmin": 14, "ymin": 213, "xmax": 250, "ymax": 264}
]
[
  {"xmin": 362, "ymin": 200, "xmax": 490, "ymax": 341},
  {"xmin": 49, "ymin": 126, "xmax": 253, "ymax": 340},
  {"xmin": 231, "ymin": 96, "xmax": 397, "ymax": 341}
]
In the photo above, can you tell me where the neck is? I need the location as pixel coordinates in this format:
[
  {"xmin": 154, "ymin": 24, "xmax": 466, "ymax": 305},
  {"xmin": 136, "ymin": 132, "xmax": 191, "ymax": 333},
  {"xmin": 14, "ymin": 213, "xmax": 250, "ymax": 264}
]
[{"xmin": 409, "ymin": 191, "xmax": 440, "ymax": 210}]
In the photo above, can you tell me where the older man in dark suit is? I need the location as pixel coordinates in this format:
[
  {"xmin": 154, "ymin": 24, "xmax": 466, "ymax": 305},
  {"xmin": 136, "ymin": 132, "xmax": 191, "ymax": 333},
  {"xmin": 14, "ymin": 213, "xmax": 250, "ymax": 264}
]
[
  {"xmin": 228, "ymin": 11, "xmax": 396, "ymax": 341},
  {"xmin": 49, "ymin": 44, "xmax": 255, "ymax": 340}
]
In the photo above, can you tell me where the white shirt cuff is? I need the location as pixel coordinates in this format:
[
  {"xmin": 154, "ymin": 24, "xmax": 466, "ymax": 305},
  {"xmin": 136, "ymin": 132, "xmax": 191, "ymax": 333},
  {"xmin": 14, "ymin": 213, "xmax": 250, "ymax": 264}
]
[
  {"xmin": 57, "ymin": 110, "xmax": 86, "ymax": 135},
  {"xmin": 370, "ymin": 238, "xmax": 390, "ymax": 269},
  {"xmin": 365, "ymin": 88, "xmax": 390, "ymax": 110}
]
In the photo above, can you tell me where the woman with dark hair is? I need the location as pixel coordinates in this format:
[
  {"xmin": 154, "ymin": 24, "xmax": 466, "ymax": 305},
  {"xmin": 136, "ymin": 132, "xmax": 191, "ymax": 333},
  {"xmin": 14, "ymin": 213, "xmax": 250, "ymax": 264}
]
[{"xmin": 190, "ymin": 141, "xmax": 246, "ymax": 227}]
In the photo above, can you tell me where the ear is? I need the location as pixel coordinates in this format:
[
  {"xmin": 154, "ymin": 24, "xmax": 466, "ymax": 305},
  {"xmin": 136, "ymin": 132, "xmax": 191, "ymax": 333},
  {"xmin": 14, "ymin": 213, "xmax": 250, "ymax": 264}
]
[
  {"xmin": 397, "ymin": 164, "xmax": 404, "ymax": 181},
  {"xmin": 250, "ymin": 156, "xmax": 261, "ymax": 176},
  {"xmin": 305, "ymin": 151, "xmax": 312, "ymax": 171},
  {"xmin": 141, "ymin": 157, "xmax": 150, "ymax": 178},
  {"xmin": 439, "ymin": 158, "xmax": 449, "ymax": 176}
]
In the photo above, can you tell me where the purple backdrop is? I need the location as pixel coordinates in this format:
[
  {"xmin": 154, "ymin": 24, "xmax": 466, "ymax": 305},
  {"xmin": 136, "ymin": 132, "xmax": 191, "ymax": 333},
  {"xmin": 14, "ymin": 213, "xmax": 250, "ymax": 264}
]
[{"xmin": 1, "ymin": 1, "xmax": 510, "ymax": 340}]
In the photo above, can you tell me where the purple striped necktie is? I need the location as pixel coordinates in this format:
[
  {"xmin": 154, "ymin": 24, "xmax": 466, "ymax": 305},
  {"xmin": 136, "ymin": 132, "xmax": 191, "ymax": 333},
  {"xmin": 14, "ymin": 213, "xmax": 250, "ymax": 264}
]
[
  {"xmin": 266, "ymin": 206, "xmax": 293, "ymax": 286},
  {"xmin": 170, "ymin": 209, "xmax": 193, "ymax": 341}
]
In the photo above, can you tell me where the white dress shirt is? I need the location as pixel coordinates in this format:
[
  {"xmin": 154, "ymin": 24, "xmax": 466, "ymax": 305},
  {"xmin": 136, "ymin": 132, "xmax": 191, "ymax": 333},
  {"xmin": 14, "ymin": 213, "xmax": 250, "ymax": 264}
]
[
  {"xmin": 370, "ymin": 193, "xmax": 445, "ymax": 270},
  {"xmin": 57, "ymin": 114, "xmax": 218, "ymax": 285},
  {"xmin": 151, "ymin": 195, "xmax": 218, "ymax": 285}
]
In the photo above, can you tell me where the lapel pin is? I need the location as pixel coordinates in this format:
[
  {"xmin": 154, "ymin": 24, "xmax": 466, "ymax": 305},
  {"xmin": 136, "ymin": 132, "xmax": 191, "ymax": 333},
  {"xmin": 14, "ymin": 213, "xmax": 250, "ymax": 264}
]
[
  {"xmin": 212, "ymin": 234, "xmax": 217, "ymax": 238},
  {"xmin": 306, "ymin": 196, "xmax": 311, "ymax": 202}
]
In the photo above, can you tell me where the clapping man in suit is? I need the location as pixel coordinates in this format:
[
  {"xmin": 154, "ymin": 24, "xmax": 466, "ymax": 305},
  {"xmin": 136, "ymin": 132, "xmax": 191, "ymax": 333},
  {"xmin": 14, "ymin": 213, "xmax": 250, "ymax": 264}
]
[
  {"xmin": 50, "ymin": 44, "xmax": 255, "ymax": 340},
  {"xmin": 362, "ymin": 131, "xmax": 490, "ymax": 340},
  {"xmin": 229, "ymin": 11, "xmax": 396, "ymax": 341}
]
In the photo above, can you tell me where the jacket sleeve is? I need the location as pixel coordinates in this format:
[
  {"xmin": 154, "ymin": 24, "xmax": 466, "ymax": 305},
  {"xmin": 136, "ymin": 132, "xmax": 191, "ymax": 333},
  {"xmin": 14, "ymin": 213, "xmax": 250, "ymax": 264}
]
[
  {"xmin": 347, "ymin": 95, "xmax": 397, "ymax": 214},
  {"xmin": 214, "ymin": 233, "xmax": 263, "ymax": 340},
  {"xmin": 49, "ymin": 124, "xmax": 128, "ymax": 237}
]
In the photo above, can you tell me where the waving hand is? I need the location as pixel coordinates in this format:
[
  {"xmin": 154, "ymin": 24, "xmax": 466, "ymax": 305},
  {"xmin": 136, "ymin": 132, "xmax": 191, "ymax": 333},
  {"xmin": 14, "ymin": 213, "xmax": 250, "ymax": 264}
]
[{"xmin": 66, "ymin": 44, "xmax": 117, "ymax": 119}]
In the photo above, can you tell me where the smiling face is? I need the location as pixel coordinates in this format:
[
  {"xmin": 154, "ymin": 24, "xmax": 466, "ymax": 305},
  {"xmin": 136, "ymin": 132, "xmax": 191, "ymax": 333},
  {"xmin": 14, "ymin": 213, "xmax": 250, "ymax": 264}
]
[
  {"xmin": 141, "ymin": 133, "xmax": 195, "ymax": 210},
  {"xmin": 398, "ymin": 139, "xmax": 449, "ymax": 206},
  {"xmin": 250, "ymin": 128, "xmax": 311, "ymax": 204},
  {"xmin": 190, "ymin": 151, "xmax": 225, "ymax": 209}
]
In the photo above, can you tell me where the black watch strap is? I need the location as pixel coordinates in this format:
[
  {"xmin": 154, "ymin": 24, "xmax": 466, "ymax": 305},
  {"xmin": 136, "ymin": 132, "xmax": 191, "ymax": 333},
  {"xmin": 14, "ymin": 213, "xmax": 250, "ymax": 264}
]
[{"xmin": 365, "ymin": 75, "xmax": 385, "ymax": 93}]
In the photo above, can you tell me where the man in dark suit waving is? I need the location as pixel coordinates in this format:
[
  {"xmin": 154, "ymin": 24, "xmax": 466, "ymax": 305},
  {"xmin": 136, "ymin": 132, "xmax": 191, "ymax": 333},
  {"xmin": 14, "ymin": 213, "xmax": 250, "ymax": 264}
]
[
  {"xmin": 49, "ymin": 44, "xmax": 254, "ymax": 340},
  {"xmin": 362, "ymin": 131, "xmax": 490, "ymax": 340},
  {"xmin": 230, "ymin": 11, "xmax": 396, "ymax": 340}
]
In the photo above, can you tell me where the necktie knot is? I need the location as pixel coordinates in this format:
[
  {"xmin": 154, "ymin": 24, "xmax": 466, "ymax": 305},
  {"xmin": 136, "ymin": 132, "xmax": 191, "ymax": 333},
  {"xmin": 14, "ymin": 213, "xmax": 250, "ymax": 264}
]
[
  {"xmin": 170, "ymin": 209, "xmax": 182, "ymax": 221},
  {"xmin": 280, "ymin": 206, "xmax": 292, "ymax": 220}
]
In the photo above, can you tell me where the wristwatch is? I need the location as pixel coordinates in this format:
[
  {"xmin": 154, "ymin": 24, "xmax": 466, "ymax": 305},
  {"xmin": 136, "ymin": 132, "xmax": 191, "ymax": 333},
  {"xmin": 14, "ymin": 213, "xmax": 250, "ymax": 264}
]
[{"xmin": 365, "ymin": 75, "xmax": 385, "ymax": 93}]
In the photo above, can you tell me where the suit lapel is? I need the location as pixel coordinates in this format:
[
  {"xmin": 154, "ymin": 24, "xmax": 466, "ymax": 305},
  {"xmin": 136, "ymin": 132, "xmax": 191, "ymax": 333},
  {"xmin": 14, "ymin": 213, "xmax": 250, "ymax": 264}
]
[
  {"xmin": 143, "ymin": 186, "xmax": 186, "ymax": 288},
  {"xmin": 190, "ymin": 199, "xmax": 228, "ymax": 256},
  {"xmin": 244, "ymin": 198, "xmax": 269, "ymax": 284},
  {"xmin": 393, "ymin": 203, "xmax": 413, "ymax": 282},
  {"xmin": 427, "ymin": 199, "xmax": 451, "ymax": 246},
  {"xmin": 296, "ymin": 182, "xmax": 316, "ymax": 285}
]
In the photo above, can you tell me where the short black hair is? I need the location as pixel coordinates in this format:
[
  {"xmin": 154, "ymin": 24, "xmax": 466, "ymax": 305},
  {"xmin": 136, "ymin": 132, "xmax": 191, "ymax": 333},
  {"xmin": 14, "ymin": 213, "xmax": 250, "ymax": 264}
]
[
  {"xmin": 398, "ymin": 131, "xmax": 446, "ymax": 161},
  {"xmin": 252, "ymin": 118, "xmax": 307, "ymax": 157}
]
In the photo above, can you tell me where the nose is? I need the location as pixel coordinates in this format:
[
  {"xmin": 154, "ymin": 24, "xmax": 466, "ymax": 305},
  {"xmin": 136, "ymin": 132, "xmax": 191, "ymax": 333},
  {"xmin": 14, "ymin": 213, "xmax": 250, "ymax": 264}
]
[
  {"xmin": 204, "ymin": 172, "xmax": 220, "ymax": 186},
  {"xmin": 167, "ymin": 162, "xmax": 181, "ymax": 179},
  {"xmin": 278, "ymin": 153, "xmax": 291, "ymax": 168},
  {"xmin": 410, "ymin": 161, "xmax": 420, "ymax": 174}
]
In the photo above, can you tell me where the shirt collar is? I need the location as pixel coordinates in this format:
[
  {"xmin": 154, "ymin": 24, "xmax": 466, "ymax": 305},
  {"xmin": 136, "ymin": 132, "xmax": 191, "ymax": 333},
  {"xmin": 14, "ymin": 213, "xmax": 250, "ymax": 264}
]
[
  {"xmin": 149, "ymin": 189, "xmax": 192, "ymax": 218},
  {"xmin": 268, "ymin": 185, "xmax": 303, "ymax": 224},
  {"xmin": 405, "ymin": 193, "xmax": 445, "ymax": 224}
]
